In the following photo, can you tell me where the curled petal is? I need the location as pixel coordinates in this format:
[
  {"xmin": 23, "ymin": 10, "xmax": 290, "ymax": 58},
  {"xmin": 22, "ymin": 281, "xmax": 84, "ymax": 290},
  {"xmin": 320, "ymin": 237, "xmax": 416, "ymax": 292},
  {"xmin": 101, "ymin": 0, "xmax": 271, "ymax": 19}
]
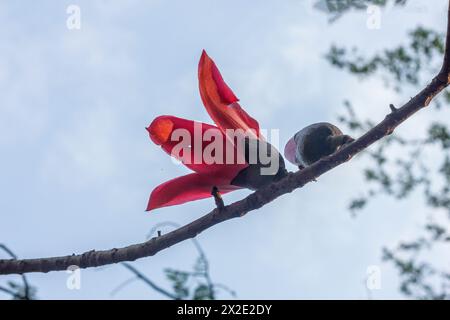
[
  {"xmin": 147, "ymin": 115, "xmax": 247, "ymax": 175},
  {"xmin": 147, "ymin": 173, "xmax": 241, "ymax": 211},
  {"xmin": 147, "ymin": 116, "xmax": 174, "ymax": 145},
  {"xmin": 198, "ymin": 50, "xmax": 260, "ymax": 138}
]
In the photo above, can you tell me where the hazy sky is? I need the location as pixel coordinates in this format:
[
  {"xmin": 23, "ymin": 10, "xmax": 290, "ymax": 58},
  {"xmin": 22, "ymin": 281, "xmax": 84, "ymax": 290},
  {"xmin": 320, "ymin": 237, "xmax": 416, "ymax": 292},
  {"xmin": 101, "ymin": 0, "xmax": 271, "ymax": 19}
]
[{"xmin": 0, "ymin": 0, "xmax": 448, "ymax": 299}]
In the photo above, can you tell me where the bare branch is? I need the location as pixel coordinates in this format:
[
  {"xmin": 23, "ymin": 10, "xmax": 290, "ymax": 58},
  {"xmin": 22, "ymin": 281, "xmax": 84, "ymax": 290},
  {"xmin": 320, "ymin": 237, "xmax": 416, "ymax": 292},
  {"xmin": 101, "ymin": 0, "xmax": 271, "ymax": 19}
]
[
  {"xmin": 440, "ymin": 2, "xmax": 450, "ymax": 80},
  {"xmin": 1, "ymin": 1, "xmax": 450, "ymax": 276}
]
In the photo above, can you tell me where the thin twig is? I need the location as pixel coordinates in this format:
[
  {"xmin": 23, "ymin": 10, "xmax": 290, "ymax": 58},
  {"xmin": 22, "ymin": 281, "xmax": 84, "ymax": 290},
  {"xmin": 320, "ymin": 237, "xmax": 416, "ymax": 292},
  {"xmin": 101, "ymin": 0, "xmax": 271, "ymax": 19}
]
[
  {"xmin": 147, "ymin": 221, "xmax": 215, "ymax": 299},
  {"xmin": 0, "ymin": 244, "xmax": 31, "ymax": 298},
  {"xmin": 0, "ymin": 286, "xmax": 22, "ymax": 299},
  {"xmin": 121, "ymin": 262, "xmax": 179, "ymax": 300},
  {"xmin": 211, "ymin": 186, "xmax": 225, "ymax": 212},
  {"xmin": 110, "ymin": 276, "xmax": 139, "ymax": 297}
]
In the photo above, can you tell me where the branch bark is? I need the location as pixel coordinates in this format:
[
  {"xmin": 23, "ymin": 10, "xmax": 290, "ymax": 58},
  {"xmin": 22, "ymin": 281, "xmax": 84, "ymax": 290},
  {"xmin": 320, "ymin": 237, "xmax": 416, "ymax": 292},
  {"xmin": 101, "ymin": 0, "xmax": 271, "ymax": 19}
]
[
  {"xmin": 1, "ymin": 2, "xmax": 450, "ymax": 275},
  {"xmin": 0, "ymin": 244, "xmax": 31, "ymax": 298}
]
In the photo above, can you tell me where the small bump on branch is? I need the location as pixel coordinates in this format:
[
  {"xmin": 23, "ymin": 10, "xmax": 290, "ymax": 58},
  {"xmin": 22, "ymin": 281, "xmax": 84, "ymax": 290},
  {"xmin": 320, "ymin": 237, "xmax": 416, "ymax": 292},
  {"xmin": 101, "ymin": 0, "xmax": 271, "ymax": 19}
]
[{"xmin": 211, "ymin": 186, "xmax": 225, "ymax": 211}]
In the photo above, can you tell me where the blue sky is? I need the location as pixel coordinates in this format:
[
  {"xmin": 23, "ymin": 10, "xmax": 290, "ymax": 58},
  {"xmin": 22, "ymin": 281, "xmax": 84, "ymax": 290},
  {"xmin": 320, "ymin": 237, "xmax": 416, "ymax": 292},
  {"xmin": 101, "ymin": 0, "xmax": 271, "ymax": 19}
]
[{"xmin": 0, "ymin": 0, "xmax": 448, "ymax": 299}]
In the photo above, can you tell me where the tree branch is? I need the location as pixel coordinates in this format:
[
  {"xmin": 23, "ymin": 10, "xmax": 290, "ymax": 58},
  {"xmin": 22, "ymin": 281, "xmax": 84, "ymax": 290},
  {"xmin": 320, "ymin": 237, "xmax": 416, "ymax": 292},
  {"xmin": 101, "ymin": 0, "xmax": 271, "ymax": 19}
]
[
  {"xmin": 0, "ymin": 244, "xmax": 31, "ymax": 298},
  {"xmin": 1, "ymin": 2, "xmax": 450, "ymax": 275}
]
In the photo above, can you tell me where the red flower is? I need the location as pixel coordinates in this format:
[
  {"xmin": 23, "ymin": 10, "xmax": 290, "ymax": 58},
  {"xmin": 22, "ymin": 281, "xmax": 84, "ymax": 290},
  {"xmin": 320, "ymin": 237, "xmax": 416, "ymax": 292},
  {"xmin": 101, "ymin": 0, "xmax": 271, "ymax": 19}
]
[{"xmin": 146, "ymin": 51, "xmax": 262, "ymax": 211}]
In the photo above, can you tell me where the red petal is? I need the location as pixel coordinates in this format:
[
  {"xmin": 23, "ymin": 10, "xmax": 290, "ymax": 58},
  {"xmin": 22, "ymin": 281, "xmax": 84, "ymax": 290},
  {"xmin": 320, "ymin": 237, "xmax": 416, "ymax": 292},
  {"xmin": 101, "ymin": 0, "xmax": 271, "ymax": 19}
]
[
  {"xmin": 210, "ymin": 56, "xmax": 239, "ymax": 104},
  {"xmin": 147, "ymin": 116, "xmax": 174, "ymax": 145},
  {"xmin": 147, "ymin": 173, "xmax": 241, "ymax": 211},
  {"xmin": 198, "ymin": 50, "xmax": 261, "ymax": 138},
  {"xmin": 147, "ymin": 115, "xmax": 247, "ymax": 175}
]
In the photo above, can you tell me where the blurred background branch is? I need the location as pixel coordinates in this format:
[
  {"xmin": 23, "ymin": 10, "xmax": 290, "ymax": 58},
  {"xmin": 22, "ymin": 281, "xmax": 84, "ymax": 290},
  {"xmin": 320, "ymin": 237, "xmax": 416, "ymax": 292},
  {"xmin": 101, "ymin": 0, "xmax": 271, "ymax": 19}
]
[
  {"xmin": 0, "ymin": 244, "xmax": 36, "ymax": 300},
  {"xmin": 323, "ymin": 0, "xmax": 450, "ymax": 299},
  {"xmin": 111, "ymin": 222, "xmax": 236, "ymax": 300}
]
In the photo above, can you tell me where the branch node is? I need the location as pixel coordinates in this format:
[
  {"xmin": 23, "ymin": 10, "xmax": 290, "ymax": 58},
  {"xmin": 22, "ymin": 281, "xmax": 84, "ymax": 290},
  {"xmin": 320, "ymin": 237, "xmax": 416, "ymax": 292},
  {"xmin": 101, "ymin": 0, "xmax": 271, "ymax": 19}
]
[
  {"xmin": 389, "ymin": 104, "xmax": 398, "ymax": 113},
  {"xmin": 299, "ymin": 165, "xmax": 318, "ymax": 182},
  {"xmin": 211, "ymin": 186, "xmax": 225, "ymax": 212}
]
